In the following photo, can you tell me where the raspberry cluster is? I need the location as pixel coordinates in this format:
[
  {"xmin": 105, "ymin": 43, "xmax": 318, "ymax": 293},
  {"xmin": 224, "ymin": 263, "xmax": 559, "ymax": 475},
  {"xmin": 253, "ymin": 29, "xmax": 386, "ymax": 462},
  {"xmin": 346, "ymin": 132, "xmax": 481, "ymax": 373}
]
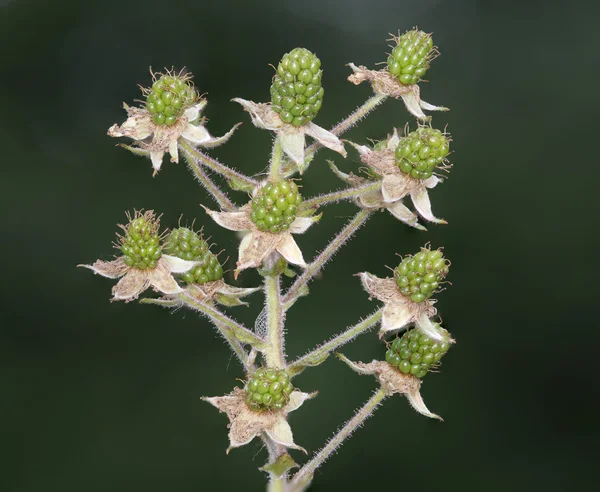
[
  {"xmin": 145, "ymin": 72, "xmax": 197, "ymax": 126},
  {"xmin": 164, "ymin": 227, "xmax": 223, "ymax": 285},
  {"xmin": 395, "ymin": 127, "xmax": 450, "ymax": 180},
  {"xmin": 270, "ymin": 48, "xmax": 324, "ymax": 127},
  {"xmin": 385, "ymin": 327, "xmax": 451, "ymax": 378},
  {"xmin": 250, "ymin": 180, "xmax": 302, "ymax": 233},
  {"xmin": 394, "ymin": 247, "xmax": 449, "ymax": 303},
  {"xmin": 120, "ymin": 212, "xmax": 162, "ymax": 270},
  {"xmin": 245, "ymin": 368, "xmax": 294, "ymax": 411},
  {"xmin": 387, "ymin": 29, "xmax": 434, "ymax": 86}
]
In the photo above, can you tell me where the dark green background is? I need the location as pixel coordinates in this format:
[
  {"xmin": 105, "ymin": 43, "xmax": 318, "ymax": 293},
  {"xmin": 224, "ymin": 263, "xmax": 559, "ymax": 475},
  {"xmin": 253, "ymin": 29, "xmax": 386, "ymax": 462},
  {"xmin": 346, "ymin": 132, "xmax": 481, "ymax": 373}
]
[{"xmin": 1, "ymin": 0, "xmax": 597, "ymax": 490}]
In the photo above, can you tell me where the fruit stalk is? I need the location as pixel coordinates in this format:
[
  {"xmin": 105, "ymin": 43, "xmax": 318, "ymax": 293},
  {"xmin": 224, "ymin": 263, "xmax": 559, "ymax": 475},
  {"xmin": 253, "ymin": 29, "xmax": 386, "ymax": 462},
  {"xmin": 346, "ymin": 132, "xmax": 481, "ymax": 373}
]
[
  {"xmin": 290, "ymin": 387, "xmax": 388, "ymax": 488},
  {"xmin": 300, "ymin": 181, "xmax": 382, "ymax": 209},
  {"xmin": 265, "ymin": 269, "xmax": 286, "ymax": 368}
]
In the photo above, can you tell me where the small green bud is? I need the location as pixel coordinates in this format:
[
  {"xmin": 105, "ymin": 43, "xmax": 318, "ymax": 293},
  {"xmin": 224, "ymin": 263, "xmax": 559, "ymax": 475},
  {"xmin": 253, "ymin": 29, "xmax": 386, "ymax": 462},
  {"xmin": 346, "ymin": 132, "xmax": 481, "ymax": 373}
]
[
  {"xmin": 145, "ymin": 69, "xmax": 198, "ymax": 126},
  {"xmin": 250, "ymin": 180, "xmax": 302, "ymax": 233},
  {"xmin": 395, "ymin": 127, "xmax": 450, "ymax": 180},
  {"xmin": 270, "ymin": 48, "xmax": 324, "ymax": 127},
  {"xmin": 387, "ymin": 29, "xmax": 435, "ymax": 85},
  {"xmin": 245, "ymin": 368, "xmax": 294, "ymax": 411},
  {"xmin": 164, "ymin": 227, "xmax": 223, "ymax": 284},
  {"xmin": 120, "ymin": 211, "xmax": 163, "ymax": 270},
  {"xmin": 394, "ymin": 246, "xmax": 449, "ymax": 302},
  {"xmin": 385, "ymin": 326, "xmax": 451, "ymax": 378}
]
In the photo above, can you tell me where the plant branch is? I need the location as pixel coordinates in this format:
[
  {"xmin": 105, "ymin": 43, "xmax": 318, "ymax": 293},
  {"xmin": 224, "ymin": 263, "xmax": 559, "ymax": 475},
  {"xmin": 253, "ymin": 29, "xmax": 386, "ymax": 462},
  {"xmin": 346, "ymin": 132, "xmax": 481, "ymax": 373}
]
[
  {"xmin": 264, "ymin": 273, "xmax": 286, "ymax": 368},
  {"xmin": 179, "ymin": 139, "xmax": 258, "ymax": 189},
  {"xmin": 288, "ymin": 310, "xmax": 382, "ymax": 375},
  {"xmin": 291, "ymin": 388, "xmax": 388, "ymax": 487},
  {"xmin": 300, "ymin": 181, "xmax": 381, "ymax": 210},
  {"xmin": 180, "ymin": 145, "xmax": 237, "ymax": 212},
  {"xmin": 269, "ymin": 138, "xmax": 284, "ymax": 181},
  {"xmin": 282, "ymin": 209, "xmax": 374, "ymax": 305}
]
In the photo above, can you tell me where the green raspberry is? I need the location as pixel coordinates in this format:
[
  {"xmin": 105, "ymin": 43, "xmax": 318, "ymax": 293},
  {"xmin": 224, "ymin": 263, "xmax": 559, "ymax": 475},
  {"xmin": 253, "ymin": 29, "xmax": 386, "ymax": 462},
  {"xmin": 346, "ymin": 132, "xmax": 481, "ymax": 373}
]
[
  {"xmin": 120, "ymin": 211, "xmax": 163, "ymax": 270},
  {"xmin": 387, "ymin": 29, "xmax": 434, "ymax": 85},
  {"xmin": 164, "ymin": 227, "xmax": 223, "ymax": 285},
  {"xmin": 395, "ymin": 127, "xmax": 450, "ymax": 180},
  {"xmin": 245, "ymin": 368, "xmax": 294, "ymax": 412},
  {"xmin": 270, "ymin": 48, "xmax": 324, "ymax": 127},
  {"xmin": 250, "ymin": 180, "xmax": 302, "ymax": 233},
  {"xmin": 145, "ymin": 70, "xmax": 198, "ymax": 127},
  {"xmin": 394, "ymin": 246, "xmax": 449, "ymax": 303},
  {"xmin": 385, "ymin": 327, "xmax": 451, "ymax": 378}
]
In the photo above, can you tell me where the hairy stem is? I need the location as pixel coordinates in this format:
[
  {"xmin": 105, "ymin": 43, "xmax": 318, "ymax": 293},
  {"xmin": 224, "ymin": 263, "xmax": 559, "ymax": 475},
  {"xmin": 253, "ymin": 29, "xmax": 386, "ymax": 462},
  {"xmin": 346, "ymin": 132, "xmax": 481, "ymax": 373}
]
[
  {"xmin": 264, "ymin": 273, "xmax": 286, "ymax": 368},
  {"xmin": 269, "ymin": 138, "xmax": 284, "ymax": 181},
  {"xmin": 300, "ymin": 181, "xmax": 382, "ymax": 210},
  {"xmin": 282, "ymin": 209, "xmax": 373, "ymax": 305},
  {"xmin": 288, "ymin": 310, "xmax": 382, "ymax": 375},
  {"xmin": 281, "ymin": 93, "xmax": 387, "ymax": 175},
  {"xmin": 178, "ymin": 292, "xmax": 267, "ymax": 357},
  {"xmin": 180, "ymin": 145, "xmax": 237, "ymax": 212},
  {"xmin": 179, "ymin": 139, "xmax": 258, "ymax": 189},
  {"xmin": 291, "ymin": 388, "xmax": 388, "ymax": 487}
]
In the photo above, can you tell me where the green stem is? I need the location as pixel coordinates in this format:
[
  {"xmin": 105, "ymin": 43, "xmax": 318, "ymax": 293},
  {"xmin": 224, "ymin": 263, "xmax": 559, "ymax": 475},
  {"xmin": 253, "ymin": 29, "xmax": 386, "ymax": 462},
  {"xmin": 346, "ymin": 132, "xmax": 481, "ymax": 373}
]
[
  {"xmin": 177, "ymin": 293, "xmax": 267, "ymax": 356},
  {"xmin": 291, "ymin": 388, "xmax": 388, "ymax": 487},
  {"xmin": 288, "ymin": 310, "xmax": 382, "ymax": 375},
  {"xmin": 282, "ymin": 209, "xmax": 373, "ymax": 305},
  {"xmin": 179, "ymin": 139, "xmax": 258, "ymax": 189},
  {"xmin": 180, "ymin": 145, "xmax": 237, "ymax": 212},
  {"xmin": 269, "ymin": 138, "xmax": 284, "ymax": 181},
  {"xmin": 300, "ymin": 181, "xmax": 382, "ymax": 210},
  {"xmin": 264, "ymin": 273, "xmax": 286, "ymax": 368},
  {"xmin": 267, "ymin": 477, "xmax": 285, "ymax": 492}
]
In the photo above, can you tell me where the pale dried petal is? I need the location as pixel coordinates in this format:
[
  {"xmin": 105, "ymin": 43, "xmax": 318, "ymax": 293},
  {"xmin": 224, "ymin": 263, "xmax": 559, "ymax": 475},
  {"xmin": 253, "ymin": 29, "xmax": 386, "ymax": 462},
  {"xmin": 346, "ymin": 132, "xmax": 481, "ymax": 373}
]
[
  {"xmin": 381, "ymin": 174, "xmax": 409, "ymax": 203},
  {"xmin": 198, "ymin": 122, "xmax": 242, "ymax": 149},
  {"xmin": 328, "ymin": 161, "xmax": 369, "ymax": 187},
  {"xmin": 400, "ymin": 86, "xmax": 429, "ymax": 120},
  {"xmin": 386, "ymin": 129, "xmax": 401, "ymax": 150},
  {"xmin": 419, "ymin": 98, "xmax": 449, "ymax": 113},
  {"xmin": 266, "ymin": 417, "xmax": 306, "ymax": 452},
  {"xmin": 215, "ymin": 282, "xmax": 262, "ymax": 298},
  {"xmin": 406, "ymin": 384, "xmax": 442, "ymax": 420},
  {"xmin": 184, "ymin": 100, "xmax": 207, "ymax": 123},
  {"xmin": 149, "ymin": 260, "xmax": 183, "ymax": 295},
  {"xmin": 150, "ymin": 150, "xmax": 164, "ymax": 174},
  {"xmin": 180, "ymin": 122, "xmax": 211, "ymax": 144},
  {"xmin": 410, "ymin": 188, "xmax": 447, "ymax": 224},
  {"xmin": 161, "ymin": 255, "xmax": 198, "ymax": 273},
  {"xmin": 414, "ymin": 312, "xmax": 445, "ymax": 341},
  {"xmin": 423, "ymin": 175, "xmax": 441, "ymax": 189},
  {"xmin": 276, "ymin": 234, "xmax": 306, "ymax": 267},
  {"xmin": 284, "ymin": 391, "xmax": 316, "ymax": 414},
  {"xmin": 304, "ymin": 122, "xmax": 346, "ymax": 158},
  {"xmin": 358, "ymin": 272, "xmax": 399, "ymax": 303},
  {"xmin": 237, "ymin": 231, "xmax": 280, "ymax": 274},
  {"xmin": 79, "ymin": 257, "xmax": 129, "ymax": 279},
  {"xmin": 289, "ymin": 216, "xmax": 317, "ymax": 235},
  {"xmin": 279, "ymin": 129, "xmax": 306, "ymax": 167},
  {"xmin": 112, "ymin": 269, "xmax": 151, "ymax": 301},
  {"xmin": 168, "ymin": 137, "xmax": 179, "ymax": 163},
  {"xmin": 336, "ymin": 353, "xmax": 378, "ymax": 375},
  {"xmin": 228, "ymin": 411, "xmax": 264, "ymax": 450},
  {"xmin": 387, "ymin": 201, "xmax": 427, "ymax": 231},
  {"xmin": 203, "ymin": 206, "xmax": 253, "ymax": 232},
  {"xmin": 345, "ymin": 140, "xmax": 371, "ymax": 158},
  {"xmin": 232, "ymin": 98, "xmax": 282, "ymax": 131},
  {"xmin": 380, "ymin": 301, "xmax": 414, "ymax": 335},
  {"xmin": 107, "ymin": 109, "xmax": 153, "ymax": 141},
  {"xmin": 202, "ymin": 394, "xmax": 239, "ymax": 413}
]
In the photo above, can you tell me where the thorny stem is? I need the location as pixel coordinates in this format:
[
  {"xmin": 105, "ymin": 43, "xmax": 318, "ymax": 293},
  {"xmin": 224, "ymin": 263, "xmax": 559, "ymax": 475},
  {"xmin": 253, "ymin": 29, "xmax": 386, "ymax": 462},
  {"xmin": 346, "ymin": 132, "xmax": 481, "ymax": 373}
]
[
  {"xmin": 282, "ymin": 209, "xmax": 374, "ymax": 305},
  {"xmin": 180, "ymin": 145, "xmax": 237, "ymax": 212},
  {"xmin": 290, "ymin": 388, "xmax": 388, "ymax": 488},
  {"xmin": 300, "ymin": 181, "xmax": 381, "ymax": 210},
  {"xmin": 281, "ymin": 93, "xmax": 388, "ymax": 175},
  {"xmin": 179, "ymin": 139, "xmax": 258, "ymax": 189},
  {"xmin": 265, "ymin": 273, "xmax": 286, "ymax": 368},
  {"xmin": 269, "ymin": 138, "xmax": 284, "ymax": 181},
  {"xmin": 288, "ymin": 310, "xmax": 382, "ymax": 374},
  {"xmin": 177, "ymin": 292, "xmax": 266, "ymax": 361}
]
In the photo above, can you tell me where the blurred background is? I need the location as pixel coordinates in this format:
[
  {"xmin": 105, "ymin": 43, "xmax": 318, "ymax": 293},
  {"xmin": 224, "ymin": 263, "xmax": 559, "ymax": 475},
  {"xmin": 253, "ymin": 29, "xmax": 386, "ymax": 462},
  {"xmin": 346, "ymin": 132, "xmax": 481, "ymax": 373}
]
[{"xmin": 1, "ymin": 0, "xmax": 597, "ymax": 490}]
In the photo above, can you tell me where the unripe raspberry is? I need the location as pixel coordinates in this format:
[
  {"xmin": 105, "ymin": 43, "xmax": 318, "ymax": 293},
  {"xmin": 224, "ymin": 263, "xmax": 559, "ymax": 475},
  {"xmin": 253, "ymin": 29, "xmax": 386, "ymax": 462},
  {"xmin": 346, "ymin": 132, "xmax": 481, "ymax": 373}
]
[
  {"xmin": 120, "ymin": 212, "xmax": 162, "ymax": 270},
  {"xmin": 394, "ymin": 246, "xmax": 449, "ymax": 303},
  {"xmin": 145, "ymin": 71, "xmax": 198, "ymax": 127},
  {"xmin": 250, "ymin": 180, "xmax": 302, "ymax": 233},
  {"xmin": 387, "ymin": 29, "xmax": 434, "ymax": 85},
  {"xmin": 385, "ymin": 327, "xmax": 451, "ymax": 378},
  {"xmin": 245, "ymin": 368, "xmax": 294, "ymax": 411},
  {"xmin": 270, "ymin": 48, "xmax": 324, "ymax": 127},
  {"xmin": 395, "ymin": 127, "xmax": 450, "ymax": 180},
  {"xmin": 164, "ymin": 227, "xmax": 223, "ymax": 284}
]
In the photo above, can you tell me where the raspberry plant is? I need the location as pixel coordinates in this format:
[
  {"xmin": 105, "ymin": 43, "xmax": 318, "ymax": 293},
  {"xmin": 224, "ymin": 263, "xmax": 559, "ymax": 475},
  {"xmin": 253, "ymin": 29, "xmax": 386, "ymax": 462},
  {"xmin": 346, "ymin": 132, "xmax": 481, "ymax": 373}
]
[{"xmin": 81, "ymin": 28, "xmax": 458, "ymax": 491}]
